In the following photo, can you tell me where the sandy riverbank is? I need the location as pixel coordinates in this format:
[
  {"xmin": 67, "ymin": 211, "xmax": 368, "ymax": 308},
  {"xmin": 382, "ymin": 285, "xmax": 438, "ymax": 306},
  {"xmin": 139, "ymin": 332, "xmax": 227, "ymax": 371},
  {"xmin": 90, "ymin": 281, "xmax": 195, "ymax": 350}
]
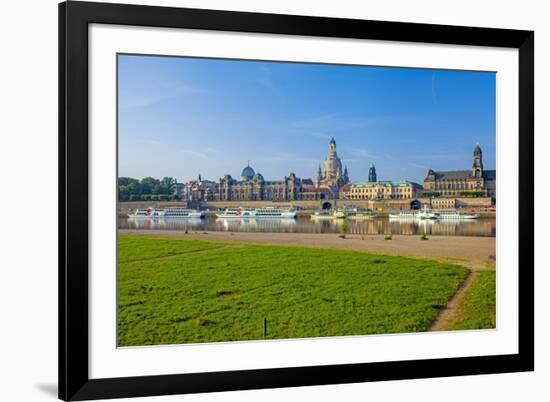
[{"xmin": 119, "ymin": 230, "xmax": 495, "ymax": 270}]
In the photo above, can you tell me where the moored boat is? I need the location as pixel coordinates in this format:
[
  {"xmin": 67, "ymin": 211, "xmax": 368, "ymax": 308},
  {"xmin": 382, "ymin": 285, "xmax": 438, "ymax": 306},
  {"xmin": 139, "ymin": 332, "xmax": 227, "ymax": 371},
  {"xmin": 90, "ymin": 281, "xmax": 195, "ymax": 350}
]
[
  {"xmin": 416, "ymin": 210, "xmax": 439, "ymax": 220},
  {"xmin": 127, "ymin": 207, "xmax": 161, "ymax": 218},
  {"xmin": 310, "ymin": 210, "xmax": 333, "ymax": 220},
  {"xmin": 127, "ymin": 207, "xmax": 204, "ymax": 218},
  {"xmin": 253, "ymin": 207, "xmax": 297, "ymax": 219},
  {"xmin": 161, "ymin": 207, "xmax": 204, "ymax": 218},
  {"xmin": 215, "ymin": 208, "xmax": 252, "ymax": 218},
  {"xmin": 215, "ymin": 207, "xmax": 296, "ymax": 219},
  {"xmin": 435, "ymin": 209, "xmax": 479, "ymax": 220},
  {"xmin": 348, "ymin": 212, "xmax": 373, "ymax": 220},
  {"xmin": 388, "ymin": 211, "xmax": 416, "ymax": 220}
]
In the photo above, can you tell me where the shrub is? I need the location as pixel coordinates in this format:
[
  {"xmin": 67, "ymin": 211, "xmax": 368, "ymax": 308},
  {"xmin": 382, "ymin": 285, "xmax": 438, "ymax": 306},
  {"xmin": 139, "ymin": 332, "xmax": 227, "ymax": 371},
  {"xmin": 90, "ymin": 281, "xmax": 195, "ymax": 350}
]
[{"xmin": 339, "ymin": 218, "xmax": 349, "ymax": 239}]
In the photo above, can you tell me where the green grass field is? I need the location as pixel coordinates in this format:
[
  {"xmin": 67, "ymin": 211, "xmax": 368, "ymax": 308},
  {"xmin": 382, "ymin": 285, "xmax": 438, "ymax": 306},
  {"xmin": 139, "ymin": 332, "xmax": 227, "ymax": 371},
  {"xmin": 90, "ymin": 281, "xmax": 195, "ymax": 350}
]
[
  {"xmin": 450, "ymin": 270, "xmax": 496, "ymax": 330},
  {"xmin": 117, "ymin": 235, "xmax": 470, "ymax": 346}
]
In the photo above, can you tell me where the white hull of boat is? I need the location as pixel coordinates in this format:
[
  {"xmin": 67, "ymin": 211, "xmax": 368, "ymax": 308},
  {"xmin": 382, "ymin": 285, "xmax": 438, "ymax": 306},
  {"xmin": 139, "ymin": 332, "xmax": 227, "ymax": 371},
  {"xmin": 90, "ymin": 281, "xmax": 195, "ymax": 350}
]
[
  {"xmin": 127, "ymin": 208, "xmax": 204, "ymax": 219},
  {"xmin": 215, "ymin": 209, "xmax": 296, "ymax": 219}
]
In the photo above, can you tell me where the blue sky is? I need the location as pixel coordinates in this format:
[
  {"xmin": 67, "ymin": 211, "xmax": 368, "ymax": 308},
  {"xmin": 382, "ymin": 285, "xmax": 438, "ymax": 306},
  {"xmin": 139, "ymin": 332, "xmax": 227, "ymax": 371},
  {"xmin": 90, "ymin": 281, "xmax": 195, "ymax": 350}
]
[{"xmin": 118, "ymin": 54, "xmax": 495, "ymax": 184}]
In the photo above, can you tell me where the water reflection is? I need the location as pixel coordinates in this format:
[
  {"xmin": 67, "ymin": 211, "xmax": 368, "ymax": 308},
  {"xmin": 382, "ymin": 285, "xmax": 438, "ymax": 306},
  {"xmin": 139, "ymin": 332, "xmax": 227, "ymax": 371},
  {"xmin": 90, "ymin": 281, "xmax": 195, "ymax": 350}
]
[{"xmin": 119, "ymin": 216, "xmax": 496, "ymax": 237}]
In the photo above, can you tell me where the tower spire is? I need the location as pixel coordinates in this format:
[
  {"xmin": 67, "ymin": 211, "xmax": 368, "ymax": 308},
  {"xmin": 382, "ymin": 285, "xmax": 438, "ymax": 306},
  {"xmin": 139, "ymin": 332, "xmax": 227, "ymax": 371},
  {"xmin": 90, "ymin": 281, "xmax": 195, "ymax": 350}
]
[
  {"xmin": 368, "ymin": 163, "xmax": 377, "ymax": 183},
  {"xmin": 343, "ymin": 165, "xmax": 349, "ymax": 183},
  {"xmin": 472, "ymin": 143, "xmax": 483, "ymax": 177}
]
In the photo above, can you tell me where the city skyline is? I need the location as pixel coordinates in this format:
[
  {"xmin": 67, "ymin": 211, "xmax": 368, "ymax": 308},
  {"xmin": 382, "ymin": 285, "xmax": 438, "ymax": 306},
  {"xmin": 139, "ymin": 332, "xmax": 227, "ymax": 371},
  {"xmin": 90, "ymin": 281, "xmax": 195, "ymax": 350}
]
[{"xmin": 118, "ymin": 54, "xmax": 496, "ymax": 184}]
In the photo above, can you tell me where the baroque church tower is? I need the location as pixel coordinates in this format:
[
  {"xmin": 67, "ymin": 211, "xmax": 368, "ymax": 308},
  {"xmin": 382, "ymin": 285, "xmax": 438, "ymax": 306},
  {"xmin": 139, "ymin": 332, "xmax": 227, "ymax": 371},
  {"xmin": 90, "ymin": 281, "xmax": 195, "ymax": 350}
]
[
  {"xmin": 368, "ymin": 163, "xmax": 377, "ymax": 183},
  {"xmin": 318, "ymin": 138, "xmax": 349, "ymax": 188},
  {"xmin": 472, "ymin": 143, "xmax": 483, "ymax": 178}
]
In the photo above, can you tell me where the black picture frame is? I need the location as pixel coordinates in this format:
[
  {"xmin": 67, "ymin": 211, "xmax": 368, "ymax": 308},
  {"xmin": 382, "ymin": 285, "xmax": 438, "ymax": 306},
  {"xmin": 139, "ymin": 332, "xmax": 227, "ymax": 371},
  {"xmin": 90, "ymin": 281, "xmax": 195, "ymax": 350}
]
[{"xmin": 59, "ymin": 1, "xmax": 534, "ymax": 400}]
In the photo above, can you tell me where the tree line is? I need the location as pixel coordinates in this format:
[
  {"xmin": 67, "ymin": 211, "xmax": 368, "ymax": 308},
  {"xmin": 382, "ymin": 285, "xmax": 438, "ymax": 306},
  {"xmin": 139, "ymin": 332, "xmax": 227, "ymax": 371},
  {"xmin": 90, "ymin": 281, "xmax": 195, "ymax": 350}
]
[{"xmin": 118, "ymin": 177, "xmax": 180, "ymax": 202}]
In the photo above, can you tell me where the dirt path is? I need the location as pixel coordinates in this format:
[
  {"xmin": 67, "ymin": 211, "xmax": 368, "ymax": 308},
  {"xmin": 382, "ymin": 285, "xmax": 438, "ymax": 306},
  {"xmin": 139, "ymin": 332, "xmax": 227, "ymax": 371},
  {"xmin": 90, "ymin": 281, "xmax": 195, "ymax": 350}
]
[{"xmin": 429, "ymin": 270, "xmax": 478, "ymax": 331}]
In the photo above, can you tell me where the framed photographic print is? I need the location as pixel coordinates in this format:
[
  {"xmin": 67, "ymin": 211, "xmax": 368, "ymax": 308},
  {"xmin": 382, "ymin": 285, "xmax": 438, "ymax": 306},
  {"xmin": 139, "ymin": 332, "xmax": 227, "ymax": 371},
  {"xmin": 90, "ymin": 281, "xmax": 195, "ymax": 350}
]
[{"xmin": 59, "ymin": 1, "xmax": 534, "ymax": 400}]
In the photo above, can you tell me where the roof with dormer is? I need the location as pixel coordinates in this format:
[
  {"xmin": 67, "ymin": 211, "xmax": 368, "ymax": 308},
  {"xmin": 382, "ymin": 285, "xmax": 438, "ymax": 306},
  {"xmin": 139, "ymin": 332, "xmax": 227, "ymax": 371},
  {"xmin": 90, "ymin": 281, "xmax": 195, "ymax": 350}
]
[{"xmin": 425, "ymin": 170, "xmax": 496, "ymax": 181}]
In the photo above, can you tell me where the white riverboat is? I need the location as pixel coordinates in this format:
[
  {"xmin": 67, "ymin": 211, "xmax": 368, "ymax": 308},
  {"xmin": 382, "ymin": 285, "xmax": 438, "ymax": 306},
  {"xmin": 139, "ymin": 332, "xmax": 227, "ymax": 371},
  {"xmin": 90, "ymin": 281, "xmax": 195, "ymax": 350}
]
[
  {"xmin": 435, "ymin": 209, "xmax": 479, "ymax": 220},
  {"xmin": 310, "ymin": 210, "xmax": 333, "ymax": 220},
  {"xmin": 127, "ymin": 207, "xmax": 204, "ymax": 219},
  {"xmin": 388, "ymin": 206, "xmax": 439, "ymax": 220},
  {"xmin": 253, "ymin": 207, "xmax": 297, "ymax": 219},
  {"xmin": 388, "ymin": 211, "xmax": 417, "ymax": 220},
  {"xmin": 347, "ymin": 212, "xmax": 373, "ymax": 220},
  {"xmin": 127, "ymin": 207, "xmax": 162, "ymax": 218},
  {"xmin": 343, "ymin": 206, "xmax": 373, "ymax": 220},
  {"xmin": 215, "ymin": 208, "xmax": 251, "ymax": 218},
  {"xmin": 215, "ymin": 207, "xmax": 296, "ymax": 219},
  {"xmin": 160, "ymin": 207, "xmax": 204, "ymax": 218},
  {"xmin": 416, "ymin": 207, "xmax": 440, "ymax": 220},
  {"xmin": 388, "ymin": 207, "xmax": 478, "ymax": 221}
]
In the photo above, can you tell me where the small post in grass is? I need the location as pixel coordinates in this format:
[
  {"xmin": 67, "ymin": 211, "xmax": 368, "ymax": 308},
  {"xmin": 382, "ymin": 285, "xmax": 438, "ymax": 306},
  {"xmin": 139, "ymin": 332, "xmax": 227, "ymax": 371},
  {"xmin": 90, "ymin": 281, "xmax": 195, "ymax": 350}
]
[{"xmin": 263, "ymin": 317, "xmax": 267, "ymax": 338}]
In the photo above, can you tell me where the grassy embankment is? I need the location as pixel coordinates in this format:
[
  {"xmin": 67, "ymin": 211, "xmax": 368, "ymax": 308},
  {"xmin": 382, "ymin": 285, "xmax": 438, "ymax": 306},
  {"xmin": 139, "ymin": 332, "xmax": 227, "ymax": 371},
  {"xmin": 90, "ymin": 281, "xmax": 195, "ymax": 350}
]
[
  {"xmin": 117, "ymin": 235, "xmax": 473, "ymax": 346},
  {"xmin": 449, "ymin": 270, "xmax": 496, "ymax": 330}
]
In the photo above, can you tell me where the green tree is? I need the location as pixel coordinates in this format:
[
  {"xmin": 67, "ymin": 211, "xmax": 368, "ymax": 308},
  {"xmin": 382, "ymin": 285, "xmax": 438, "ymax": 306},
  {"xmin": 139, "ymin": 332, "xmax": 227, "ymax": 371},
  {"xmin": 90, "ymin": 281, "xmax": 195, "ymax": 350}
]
[
  {"xmin": 140, "ymin": 177, "xmax": 159, "ymax": 195},
  {"xmin": 118, "ymin": 185, "xmax": 130, "ymax": 202},
  {"xmin": 160, "ymin": 177, "xmax": 176, "ymax": 194}
]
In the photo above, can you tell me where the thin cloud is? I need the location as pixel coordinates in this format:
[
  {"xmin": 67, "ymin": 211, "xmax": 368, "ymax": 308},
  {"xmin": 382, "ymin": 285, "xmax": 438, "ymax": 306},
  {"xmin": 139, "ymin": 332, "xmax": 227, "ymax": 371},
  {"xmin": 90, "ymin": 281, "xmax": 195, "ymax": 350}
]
[
  {"xmin": 255, "ymin": 64, "xmax": 278, "ymax": 91},
  {"xmin": 181, "ymin": 149, "xmax": 208, "ymax": 159},
  {"xmin": 290, "ymin": 113, "xmax": 338, "ymax": 129},
  {"xmin": 137, "ymin": 138, "xmax": 162, "ymax": 145},
  {"xmin": 290, "ymin": 114, "xmax": 418, "ymax": 133},
  {"xmin": 346, "ymin": 147, "xmax": 393, "ymax": 161},
  {"xmin": 408, "ymin": 162, "xmax": 430, "ymax": 170},
  {"xmin": 263, "ymin": 152, "xmax": 320, "ymax": 168},
  {"xmin": 416, "ymin": 153, "xmax": 469, "ymax": 161},
  {"xmin": 349, "ymin": 148, "xmax": 374, "ymax": 158},
  {"xmin": 309, "ymin": 132, "xmax": 332, "ymax": 140},
  {"xmin": 119, "ymin": 84, "xmax": 200, "ymax": 109},
  {"xmin": 431, "ymin": 72, "xmax": 438, "ymax": 104}
]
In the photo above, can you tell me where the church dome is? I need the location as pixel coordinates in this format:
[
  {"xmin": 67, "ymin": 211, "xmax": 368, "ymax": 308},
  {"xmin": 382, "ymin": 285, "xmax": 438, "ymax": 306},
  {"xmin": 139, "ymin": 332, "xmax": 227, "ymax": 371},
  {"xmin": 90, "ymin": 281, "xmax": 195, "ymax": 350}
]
[
  {"xmin": 253, "ymin": 172, "xmax": 264, "ymax": 182},
  {"xmin": 474, "ymin": 143, "xmax": 482, "ymax": 154},
  {"xmin": 241, "ymin": 163, "xmax": 255, "ymax": 180}
]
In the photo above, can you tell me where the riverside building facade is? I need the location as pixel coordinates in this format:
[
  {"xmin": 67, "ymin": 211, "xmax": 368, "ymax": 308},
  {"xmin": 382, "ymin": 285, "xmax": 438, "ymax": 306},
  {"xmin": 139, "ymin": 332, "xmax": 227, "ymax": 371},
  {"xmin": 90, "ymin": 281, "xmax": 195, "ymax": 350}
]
[
  {"xmin": 185, "ymin": 138, "xmax": 352, "ymax": 202},
  {"xmin": 343, "ymin": 181, "xmax": 423, "ymax": 200},
  {"xmin": 423, "ymin": 144, "xmax": 496, "ymax": 198}
]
